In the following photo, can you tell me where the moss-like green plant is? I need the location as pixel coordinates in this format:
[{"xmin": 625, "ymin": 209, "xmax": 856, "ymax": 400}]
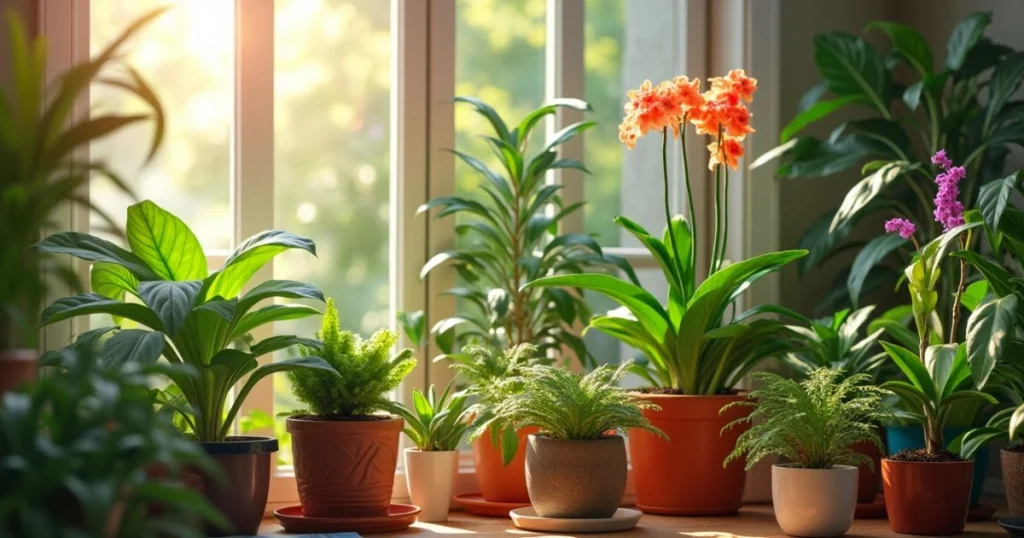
[
  {"xmin": 448, "ymin": 343, "xmax": 550, "ymax": 409},
  {"xmin": 391, "ymin": 381, "xmax": 472, "ymax": 451},
  {"xmin": 287, "ymin": 298, "xmax": 416, "ymax": 417},
  {"xmin": 474, "ymin": 361, "xmax": 665, "ymax": 463},
  {"xmin": 724, "ymin": 368, "xmax": 890, "ymax": 470}
]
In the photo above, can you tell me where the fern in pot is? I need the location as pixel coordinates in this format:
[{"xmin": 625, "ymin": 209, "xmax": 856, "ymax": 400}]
[
  {"xmin": 284, "ymin": 299, "xmax": 416, "ymax": 517},
  {"xmin": 725, "ymin": 369, "xmax": 889, "ymax": 538},
  {"xmin": 476, "ymin": 361, "xmax": 663, "ymax": 519}
]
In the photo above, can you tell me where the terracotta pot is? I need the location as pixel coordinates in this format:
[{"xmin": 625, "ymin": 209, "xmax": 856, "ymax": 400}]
[
  {"xmin": 881, "ymin": 458, "xmax": 972, "ymax": 535},
  {"xmin": 629, "ymin": 394, "xmax": 751, "ymax": 515},
  {"xmin": 0, "ymin": 349, "xmax": 36, "ymax": 396},
  {"xmin": 404, "ymin": 448, "xmax": 458, "ymax": 522},
  {"xmin": 886, "ymin": 424, "xmax": 990, "ymax": 507},
  {"xmin": 772, "ymin": 464, "xmax": 857, "ymax": 537},
  {"xmin": 1003, "ymin": 449, "xmax": 1024, "ymax": 516},
  {"xmin": 287, "ymin": 416, "xmax": 402, "ymax": 517},
  {"xmin": 525, "ymin": 434, "xmax": 626, "ymax": 518},
  {"xmin": 849, "ymin": 438, "xmax": 883, "ymax": 503},
  {"xmin": 472, "ymin": 426, "xmax": 538, "ymax": 503},
  {"xmin": 199, "ymin": 436, "xmax": 277, "ymax": 537}
]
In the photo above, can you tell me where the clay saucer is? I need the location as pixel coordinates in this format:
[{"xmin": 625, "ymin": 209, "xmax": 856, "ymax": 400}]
[
  {"xmin": 454, "ymin": 493, "xmax": 530, "ymax": 518},
  {"xmin": 510, "ymin": 507, "xmax": 642, "ymax": 533},
  {"xmin": 968, "ymin": 504, "xmax": 997, "ymax": 522},
  {"xmin": 855, "ymin": 493, "xmax": 887, "ymax": 519},
  {"xmin": 998, "ymin": 517, "xmax": 1024, "ymax": 537},
  {"xmin": 274, "ymin": 504, "xmax": 420, "ymax": 534}
]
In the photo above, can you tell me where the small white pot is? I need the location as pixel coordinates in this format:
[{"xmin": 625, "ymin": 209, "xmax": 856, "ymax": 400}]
[
  {"xmin": 772, "ymin": 464, "xmax": 857, "ymax": 538},
  {"xmin": 404, "ymin": 448, "xmax": 458, "ymax": 522}
]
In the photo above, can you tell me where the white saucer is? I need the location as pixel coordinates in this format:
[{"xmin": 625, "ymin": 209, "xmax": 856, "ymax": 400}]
[{"xmin": 509, "ymin": 507, "xmax": 642, "ymax": 533}]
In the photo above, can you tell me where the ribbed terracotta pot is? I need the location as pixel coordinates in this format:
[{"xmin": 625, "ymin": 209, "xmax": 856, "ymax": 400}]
[
  {"xmin": 772, "ymin": 464, "xmax": 858, "ymax": 537},
  {"xmin": 287, "ymin": 416, "xmax": 402, "ymax": 517},
  {"xmin": 881, "ymin": 458, "xmax": 973, "ymax": 535},
  {"xmin": 525, "ymin": 434, "xmax": 626, "ymax": 518},
  {"xmin": 849, "ymin": 437, "xmax": 883, "ymax": 503},
  {"xmin": 629, "ymin": 394, "xmax": 751, "ymax": 515},
  {"xmin": 1003, "ymin": 449, "xmax": 1024, "ymax": 516},
  {"xmin": 198, "ymin": 436, "xmax": 277, "ymax": 537},
  {"xmin": 472, "ymin": 426, "xmax": 538, "ymax": 503},
  {"xmin": 0, "ymin": 349, "xmax": 36, "ymax": 396}
]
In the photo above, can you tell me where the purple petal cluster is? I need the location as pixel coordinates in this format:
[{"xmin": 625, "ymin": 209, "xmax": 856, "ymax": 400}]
[
  {"xmin": 932, "ymin": 149, "xmax": 965, "ymax": 231},
  {"xmin": 884, "ymin": 218, "xmax": 916, "ymax": 239}
]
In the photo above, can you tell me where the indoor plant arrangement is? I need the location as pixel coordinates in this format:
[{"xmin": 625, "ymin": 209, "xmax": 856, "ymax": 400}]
[
  {"xmin": 753, "ymin": 11, "xmax": 1024, "ymax": 317},
  {"xmin": 955, "ymin": 392, "xmax": 1024, "ymax": 516},
  {"xmin": 35, "ymin": 200, "xmax": 335, "ymax": 536},
  {"xmin": 419, "ymin": 97, "xmax": 635, "ymax": 368},
  {"xmin": 475, "ymin": 361, "xmax": 663, "ymax": 518},
  {"xmin": 0, "ymin": 344, "xmax": 228, "ymax": 538},
  {"xmin": 444, "ymin": 343, "xmax": 550, "ymax": 504},
  {"xmin": 391, "ymin": 381, "xmax": 472, "ymax": 522},
  {"xmin": 724, "ymin": 368, "xmax": 889, "ymax": 537},
  {"xmin": 528, "ymin": 70, "xmax": 809, "ymax": 515},
  {"xmin": 285, "ymin": 298, "xmax": 416, "ymax": 518},
  {"xmin": 0, "ymin": 8, "xmax": 165, "ymax": 393}
]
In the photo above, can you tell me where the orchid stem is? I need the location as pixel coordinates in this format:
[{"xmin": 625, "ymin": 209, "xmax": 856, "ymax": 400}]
[
  {"xmin": 661, "ymin": 128, "xmax": 682, "ymax": 289},
  {"xmin": 680, "ymin": 122, "xmax": 696, "ymax": 287}
]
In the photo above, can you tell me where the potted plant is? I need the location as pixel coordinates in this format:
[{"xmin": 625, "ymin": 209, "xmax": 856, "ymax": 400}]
[
  {"xmin": 443, "ymin": 343, "xmax": 550, "ymax": 503},
  {"xmin": 419, "ymin": 96, "xmax": 634, "ymax": 368},
  {"xmin": 284, "ymin": 298, "xmax": 416, "ymax": 517},
  {"xmin": 528, "ymin": 70, "xmax": 808, "ymax": 515},
  {"xmin": 476, "ymin": 361, "xmax": 663, "ymax": 518},
  {"xmin": 782, "ymin": 306, "xmax": 889, "ymax": 505},
  {"xmin": 391, "ymin": 381, "xmax": 472, "ymax": 522},
  {"xmin": 725, "ymin": 368, "xmax": 889, "ymax": 537},
  {"xmin": 956, "ymin": 396, "xmax": 1024, "ymax": 516},
  {"xmin": 34, "ymin": 200, "xmax": 335, "ymax": 536},
  {"xmin": 1, "ymin": 344, "xmax": 228, "ymax": 537},
  {"xmin": 0, "ymin": 8, "xmax": 165, "ymax": 394}
]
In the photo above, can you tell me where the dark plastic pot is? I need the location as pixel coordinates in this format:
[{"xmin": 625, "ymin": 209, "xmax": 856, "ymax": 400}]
[
  {"xmin": 886, "ymin": 425, "xmax": 989, "ymax": 506},
  {"xmin": 198, "ymin": 436, "xmax": 278, "ymax": 537},
  {"xmin": 0, "ymin": 349, "xmax": 36, "ymax": 396}
]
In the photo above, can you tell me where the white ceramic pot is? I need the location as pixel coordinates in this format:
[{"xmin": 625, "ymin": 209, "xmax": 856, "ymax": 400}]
[
  {"xmin": 772, "ymin": 464, "xmax": 857, "ymax": 538},
  {"xmin": 404, "ymin": 448, "xmax": 458, "ymax": 522}
]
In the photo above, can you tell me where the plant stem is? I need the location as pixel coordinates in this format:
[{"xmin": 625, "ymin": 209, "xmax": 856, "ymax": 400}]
[
  {"xmin": 661, "ymin": 128, "xmax": 682, "ymax": 288},
  {"xmin": 710, "ymin": 164, "xmax": 724, "ymax": 274},
  {"xmin": 948, "ymin": 235, "xmax": 969, "ymax": 343},
  {"xmin": 721, "ymin": 167, "xmax": 730, "ymax": 268},
  {"xmin": 680, "ymin": 120, "xmax": 696, "ymax": 284}
]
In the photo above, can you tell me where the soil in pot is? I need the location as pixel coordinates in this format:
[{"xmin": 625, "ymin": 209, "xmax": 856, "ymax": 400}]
[
  {"xmin": 472, "ymin": 426, "xmax": 538, "ymax": 503},
  {"xmin": 1003, "ymin": 445, "xmax": 1024, "ymax": 516},
  {"xmin": 882, "ymin": 450, "xmax": 973, "ymax": 535},
  {"xmin": 404, "ymin": 448, "xmax": 458, "ymax": 522},
  {"xmin": 198, "ymin": 436, "xmax": 278, "ymax": 537},
  {"xmin": 525, "ymin": 434, "xmax": 626, "ymax": 519},
  {"xmin": 288, "ymin": 414, "xmax": 402, "ymax": 518},
  {"xmin": 629, "ymin": 393, "xmax": 751, "ymax": 515},
  {"xmin": 772, "ymin": 464, "xmax": 857, "ymax": 537}
]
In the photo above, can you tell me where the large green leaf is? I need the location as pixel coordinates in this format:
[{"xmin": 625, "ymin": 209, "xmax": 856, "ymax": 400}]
[
  {"xmin": 925, "ymin": 344, "xmax": 968, "ymax": 400},
  {"xmin": 977, "ymin": 172, "xmax": 1020, "ymax": 233},
  {"xmin": 205, "ymin": 231, "xmax": 316, "ymax": 300},
  {"xmin": 34, "ymin": 232, "xmax": 159, "ymax": 281},
  {"xmin": 249, "ymin": 335, "xmax": 321, "ymax": 357},
  {"xmin": 830, "ymin": 161, "xmax": 912, "ymax": 232},
  {"xmin": 125, "ymin": 200, "xmax": 207, "ymax": 281},
  {"xmin": 951, "ymin": 250, "xmax": 1015, "ymax": 297},
  {"xmin": 865, "ymin": 21, "xmax": 933, "ymax": 75},
  {"xmin": 229, "ymin": 304, "xmax": 322, "ymax": 339},
  {"xmin": 966, "ymin": 295, "xmax": 1017, "ymax": 389},
  {"xmin": 102, "ymin": 329, "xmax": 165, "ymax": 366},
  {"xmin": 985, "ymin": 52, "xmax": 1024, "ymax": 131},
  {"xmin": 614, "ymin": 216, "xmax": 681, "ymax": 296},
  {"xmin": 946, "ymin": 12, "xmax": 992, "ymax": 71},
  {"xmin": 91, "ymin": 262, "xmax": 138, "ymax": 300},
  {"xmin": 515, "ymin": 97, "xmax": 591, "ymax": 144},
  {"xmin": 40, "ymin": 293, "xmax": 163, "ymax": 330},
  {"xmin": 814, "ymin": 32, "xmax": 892, "ymax": 115},
  {"xmin": 881, "ymin": 341, "xmax": 936, "ymax": 401},
  {"xmin": 780, "ymin": 96, "xmax": 865, "ymax": 142},
  {"xmin": 454, "ymin": 96, "xmax": 512, "ymax": 144},
  {"xmin": 848, "ymin": 233, "xmax": 905, "ymax": 307},
  {"xmin": 234, "ymin": 279, "xmax": 324, "ymax": 316},
  {"xmin": 664, "ymin": 216, "xmax": 694, "ymax": 301},
  {"xmin": 138, "ymin": 280, "xmax": 202, "ymax": 337}
]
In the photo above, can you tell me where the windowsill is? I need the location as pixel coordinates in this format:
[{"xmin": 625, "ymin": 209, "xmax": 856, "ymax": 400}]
[{"xmin": 258, "ymin": 502, "xmax": 1007, "ymax": 536}]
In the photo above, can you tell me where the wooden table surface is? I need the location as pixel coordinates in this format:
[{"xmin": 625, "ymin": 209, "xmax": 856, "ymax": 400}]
[{"xmin": 259, "ymin": 504, "xmax": 1009, "ymax": 537}]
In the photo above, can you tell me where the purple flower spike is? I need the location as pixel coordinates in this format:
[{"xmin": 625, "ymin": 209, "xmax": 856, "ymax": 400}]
[
  {"xmin": 931, "ymin": 149, "xmax": 953, "ymax": 170},
  {"xmin": 885, "ymin": 218, "xmax": 917, "ymax": 239},
  {"xmin": 934, "ymin": 163, "xmax": 965, "ymax": 231}
]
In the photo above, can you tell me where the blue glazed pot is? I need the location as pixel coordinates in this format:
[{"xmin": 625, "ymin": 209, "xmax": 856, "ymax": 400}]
[{"xmin": 885, "ymin": 425, "xmax": 990, "ymax": 507}]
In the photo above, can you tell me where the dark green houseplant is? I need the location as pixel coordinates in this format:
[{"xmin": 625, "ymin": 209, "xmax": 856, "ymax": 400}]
[{"xmin": 754, "ymin": 12, "xmax": 1024, "ymax": 317}]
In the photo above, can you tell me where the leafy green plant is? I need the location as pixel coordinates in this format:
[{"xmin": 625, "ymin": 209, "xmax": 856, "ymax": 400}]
[
  {"xmin": 783, "ymin": 305, "xmax": 888, "ymax": 380},
  {"xmin": 724, "ymin": 368, "xmax": 889, "ymax": 470},
  {"xmin": 446, "ymin": 343, "xmax": 550, "ymax": 411},
  {"xmin": 0, "ymin": 345, "xmax": 228, "ymax": 537},
  {"xmin": 391, "ymin": 381, "xmax": 472, "ymax": 451},
  {"xmin": 34, "ymin": 200, "xmax": 335, "ymax": 442},
  {"xmin": 528, "ymin": 72, "xmax": 808, "ymax": 395},
  {"xmin": 754, "ymin": 12, "xmax": 1024, "ymax": 316},
  {"xmin": 0, "ymin": 8, "xmax": 166, "ymax": 350},
  {"xmin": 286, "ymin": 298, "xmax": 416, "ymax": 417},
  {"xmin": 419, "ymin": 97, "xmax": 634, "ymax": 367},
  {"xmin": 473, "ymin": 360, "xmax": 665, "ymax": 463}
]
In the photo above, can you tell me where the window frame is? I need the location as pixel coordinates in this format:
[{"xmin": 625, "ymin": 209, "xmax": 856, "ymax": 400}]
[{"xmin": 38, "ymin": 0, "xmax": 780, "ymax": 511}]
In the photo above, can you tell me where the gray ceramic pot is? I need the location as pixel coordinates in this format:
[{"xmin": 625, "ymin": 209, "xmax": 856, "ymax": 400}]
[
  {"xmin": 1003, "ymin": 448, "xmax": 1024, "ymax": 516},
  {"xmin": 525, "ymin": 434, "xmax": 626, "ymax": 518}
]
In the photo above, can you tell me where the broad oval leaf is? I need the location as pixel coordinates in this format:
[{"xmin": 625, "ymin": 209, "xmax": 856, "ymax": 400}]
[
  {"xmin": 34, "ymin": 232, "xmax": 159, "ymax": 281},
  {"xmin": 126, "ymin": 200, "xmax": 207, "ymax": 281},
  {"xmin": 234, "ymin": 279, "xmax": 325, "ymax": 316},
  {"xmin": 780, "ymin": 96, "xmax": 865, "ymax": 142},
  {"xmin": 865, "ymin": 21, "xmax": 933, "ymax": 74},
  {"xmin": 925, "ymin": 343, "xmax": 967, "ymax": 400},
  {"xmin": 951, "ymin": 250, "xmax": 1015, "ymax": 297},
  {"xmin": 138, "ymin": 280, "xmax": 202, "ymax": 338},
  {"xmin": 205, "ymin": 230, "xmax": 317, "ymax": 300},
  {"xmin": 848, "ymin": 233, "xmax": 905, "ymax": 307},
  {"xmin": 813, "ymin": 32, "xmax": 892, "ymax": 114},
  {"xmin": 946, "ymin": 11, "xmax": 992, "ymax": 71},
  {"xmin": 91, "ymin": 262, "xmax": 138, "ymax": 300},
  {"xmin": 966, "ymin": 295, "xmax": 1017, "ymax": 389},
  {"xmin": 880, "ymin": 341, "xmax": 937, "ymax": 402},
  {"xmin": 985, "ymin": 52, "xmax": 1024, "ymax": 131},
  {"xmin": 978, "ymin": 172, "xmax": 1020, "ymax": 233},
  {"xmin": 249, "ymin": 335, "xmax": 321, "ymax": 358},
  {"xmin": 102, "ymin": 329, "xmax": 165, "ymax": 367},
  {"xmin": 41, "ymin": 293, "xmax": 163, "ymax": 330},
  {"xmin": 830, "ymin": 161, "xmax": 913, "ymax": 232},
  {"xmin": 229, "ymin": 304, "xmax": 322, "ymax": 339}
]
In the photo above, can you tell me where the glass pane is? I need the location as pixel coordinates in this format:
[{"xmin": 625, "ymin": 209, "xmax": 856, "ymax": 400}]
[
  {"xmin": 272, "ymin": 0, "xmax": 393, "ymax": 465},
  {"xmin": 90, "ymin": 0, "xmax": 233, "ymax": 249}
]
